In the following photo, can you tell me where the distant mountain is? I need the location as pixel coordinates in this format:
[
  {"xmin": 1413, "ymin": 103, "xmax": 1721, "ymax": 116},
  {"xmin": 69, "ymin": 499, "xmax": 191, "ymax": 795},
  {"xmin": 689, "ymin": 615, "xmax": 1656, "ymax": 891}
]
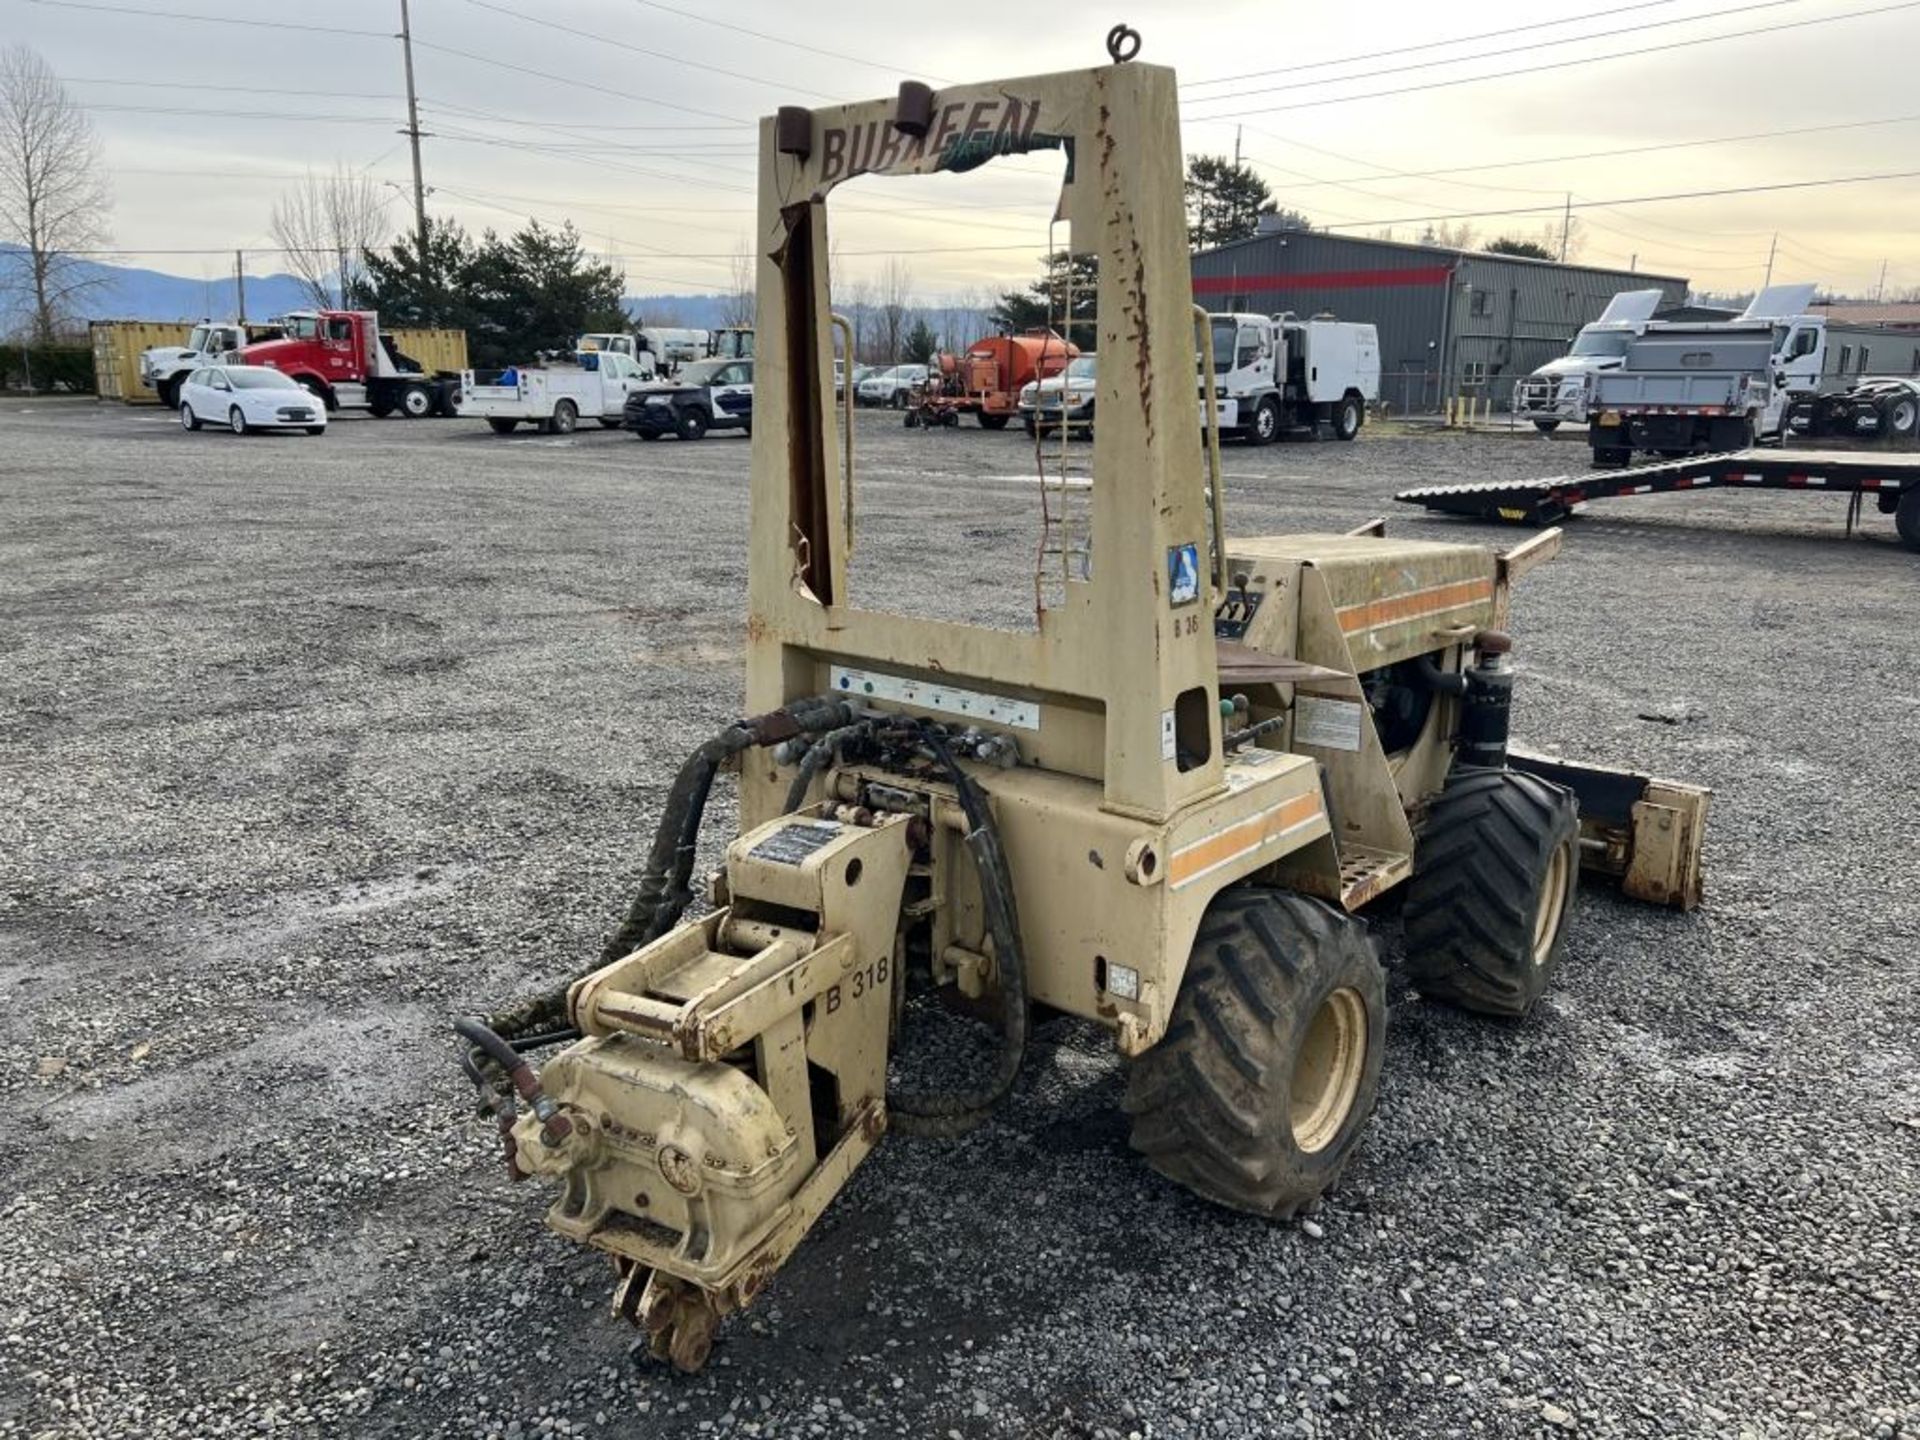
[
  {"xmin": 623, "ymin": 294, "xmax": 734, "ymax": 329},
  {"xmin": 0, "ymin": 245, "xmax": 317, "ymax": 323}
]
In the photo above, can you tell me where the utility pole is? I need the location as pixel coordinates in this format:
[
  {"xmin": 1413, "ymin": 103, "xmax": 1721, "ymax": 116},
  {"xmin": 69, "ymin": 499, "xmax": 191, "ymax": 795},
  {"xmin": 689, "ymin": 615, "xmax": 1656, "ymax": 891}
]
[
  {"xmin": 1233, "ymin": 125, "xmax": 1242, "ymax": 166},
  {"xmin": 234, "ymin": 249, "xmax": 247, "ymax": 324},
  {"xmin": 1559, "ymin": 192, "xmax": 1571, "ymax": 262},
  {"xmin": 398, "ymin": 0, "xmax": 431, "ymax": 285},
  {"xmin": 1876, "ymin": 258, "xmax": 1888, "ymax": 302},
  {"xmin": 1762, "ymin": 232, "xmax": 1777, "ymax": 288}
]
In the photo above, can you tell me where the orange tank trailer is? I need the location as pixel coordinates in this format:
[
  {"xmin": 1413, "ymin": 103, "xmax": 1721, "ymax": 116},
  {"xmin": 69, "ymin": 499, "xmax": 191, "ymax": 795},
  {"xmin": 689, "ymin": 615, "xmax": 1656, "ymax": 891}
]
[{"xmin": 954, "ymin": 329, "xmax": 1077, "ymax": 428}]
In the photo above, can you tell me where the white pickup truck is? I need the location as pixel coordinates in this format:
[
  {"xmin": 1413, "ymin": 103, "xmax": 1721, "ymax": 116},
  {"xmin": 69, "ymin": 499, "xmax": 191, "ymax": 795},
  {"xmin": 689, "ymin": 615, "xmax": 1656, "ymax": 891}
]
[
  {"xmin": 1510, "ymin": 289, "xmax": 1664, "ymax": 432},
  {"xmin": 1202, "ymin": 312, "xmax": 1380, "ymax": 443},
  {"xmin": 461, "ymin": 350, "xmax": 657, "ymax": 435}
]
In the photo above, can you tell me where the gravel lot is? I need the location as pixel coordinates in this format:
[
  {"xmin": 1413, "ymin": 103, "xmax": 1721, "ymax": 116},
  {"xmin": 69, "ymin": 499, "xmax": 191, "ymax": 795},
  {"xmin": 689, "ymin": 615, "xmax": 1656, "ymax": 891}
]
[{"xmin": 2, "ymin": 397, "xmax": 1915, "ymax": 1440}]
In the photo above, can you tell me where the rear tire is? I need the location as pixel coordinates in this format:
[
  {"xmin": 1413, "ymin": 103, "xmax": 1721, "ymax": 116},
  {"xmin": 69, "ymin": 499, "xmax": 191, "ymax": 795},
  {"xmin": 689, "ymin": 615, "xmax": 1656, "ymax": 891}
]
[
  {"xmin": 1882, "ymin": 392, "xmax": 1919, "ymax": 439},
  {"xmin": 487, "ymin": 418, "xmax": 518, "ymax": 435},
  {"xmin": 977, "ymin": 412, "xmax": 1010, "ymax": 430},
  {"xmin": 1895, "ymin": 488, "xmax": 1920, "ymax": 553},
  {"xmin": 548, "ymin": 399, "xmax": 578, "ymax": 435},
  {"xmin": 1334, "ymin": 395, "xmax": 1363, "ymax": 442},
  {"xmin": 304, "ymin": 426, "xmax": 325, "ymax": 436},
  {"xmin": 1532, "ymin": 419, "xmax": 1561, "ymax": 434},
  {"xmin": 1402, "ymin": 768, "xmax": 1580, "ymax": 1019},
  {"xmin": 1124, "ymin": 889, "xmax": 1384, "ymax": 1219}
]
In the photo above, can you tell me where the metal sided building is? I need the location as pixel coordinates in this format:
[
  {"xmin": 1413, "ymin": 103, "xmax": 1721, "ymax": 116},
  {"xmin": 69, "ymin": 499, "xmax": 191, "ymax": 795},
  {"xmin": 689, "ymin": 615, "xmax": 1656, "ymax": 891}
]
[{"xmin": 1190, "ymin": 225, "xmax": 1688, "ymax": 414}]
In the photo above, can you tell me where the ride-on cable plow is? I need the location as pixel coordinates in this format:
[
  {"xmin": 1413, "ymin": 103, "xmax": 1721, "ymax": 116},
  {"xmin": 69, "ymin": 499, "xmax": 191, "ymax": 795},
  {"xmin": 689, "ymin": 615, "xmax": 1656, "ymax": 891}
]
[{"xmin": 455, "ymin": 33, "xmax": 1710, "ymax": 1373}]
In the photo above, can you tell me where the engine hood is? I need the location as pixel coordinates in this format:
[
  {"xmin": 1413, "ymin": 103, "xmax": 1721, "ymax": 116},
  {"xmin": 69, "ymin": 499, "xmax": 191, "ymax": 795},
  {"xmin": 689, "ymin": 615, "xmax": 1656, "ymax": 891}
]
[
  {"xmin": 1529, "ymin": 355, "xmax": 1620, "ymax": 379},
  {"xmin": 237, "ymin": 338, "xmax": 305, "ymax": 367}
]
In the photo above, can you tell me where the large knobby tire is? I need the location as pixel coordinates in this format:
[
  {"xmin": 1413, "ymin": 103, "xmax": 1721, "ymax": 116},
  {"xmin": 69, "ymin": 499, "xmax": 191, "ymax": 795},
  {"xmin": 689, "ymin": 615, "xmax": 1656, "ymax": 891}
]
[
  {"xmin": 1895, "ymin": 488, "xmax": 1920, "ymax": 553},
  {"xmin": 1334, "ymin": 395, "xmax": 1363, "ymax": 442},
  {"xmin": 1124, "ymin": 889, "xmax": 1385, "ymax": 1219},
  {"xmin": 1402, "ymin": 768, "xmax": 1580, "ymax": 1018}
]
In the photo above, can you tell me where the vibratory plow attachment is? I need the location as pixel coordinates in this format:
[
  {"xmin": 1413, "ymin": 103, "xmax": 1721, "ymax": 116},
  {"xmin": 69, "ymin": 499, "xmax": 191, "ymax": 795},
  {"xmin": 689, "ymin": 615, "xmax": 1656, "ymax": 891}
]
[{"xmin": 505, "ymin": 808, "xmax": 914, "ymax": 1370}]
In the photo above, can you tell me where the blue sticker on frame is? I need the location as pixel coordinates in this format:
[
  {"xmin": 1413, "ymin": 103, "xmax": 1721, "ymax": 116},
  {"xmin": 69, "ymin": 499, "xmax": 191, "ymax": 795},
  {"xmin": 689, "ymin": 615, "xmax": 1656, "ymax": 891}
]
[{"xmin": 1168, "ymin": 543, "xmax": 1201, "ymax": 606}]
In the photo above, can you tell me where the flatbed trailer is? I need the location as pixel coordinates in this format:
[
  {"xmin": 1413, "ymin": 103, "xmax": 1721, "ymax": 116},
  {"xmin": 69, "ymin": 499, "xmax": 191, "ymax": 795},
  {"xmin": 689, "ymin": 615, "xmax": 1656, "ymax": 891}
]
[{"xmin": 1395, "ymin": 448, "xmax": 1920, "ymax": 552}]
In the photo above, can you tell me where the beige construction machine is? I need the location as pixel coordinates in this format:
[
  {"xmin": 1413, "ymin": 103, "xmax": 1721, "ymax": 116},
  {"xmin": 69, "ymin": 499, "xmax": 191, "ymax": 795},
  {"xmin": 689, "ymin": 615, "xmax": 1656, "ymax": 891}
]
[{"xmin": 456, "ymin": 31, "xmax": 1709, "ymax": 1374}]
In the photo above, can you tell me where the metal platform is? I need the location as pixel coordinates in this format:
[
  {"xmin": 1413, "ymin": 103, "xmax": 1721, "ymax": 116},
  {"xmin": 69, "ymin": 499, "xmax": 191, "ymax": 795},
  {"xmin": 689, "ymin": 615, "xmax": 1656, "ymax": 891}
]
[{"xmin": 1395, "ymin": 448, "xmax": 1920, "ymax": 531}]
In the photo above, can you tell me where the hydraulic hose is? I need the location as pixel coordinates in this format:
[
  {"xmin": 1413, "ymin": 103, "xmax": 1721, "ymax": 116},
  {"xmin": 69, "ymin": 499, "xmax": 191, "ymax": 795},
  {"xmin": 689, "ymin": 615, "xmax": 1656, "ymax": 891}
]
[
  {"xmin": 602, "ymin": 695, "xmax": 857, "ymax": 966},
  {"xmin": 887, "ymin": 723, "xmax": 1030, "ymax": 1138},
  {"xmin": 782, "ymin": 721, "xmax": 873, "ymax": 814}
]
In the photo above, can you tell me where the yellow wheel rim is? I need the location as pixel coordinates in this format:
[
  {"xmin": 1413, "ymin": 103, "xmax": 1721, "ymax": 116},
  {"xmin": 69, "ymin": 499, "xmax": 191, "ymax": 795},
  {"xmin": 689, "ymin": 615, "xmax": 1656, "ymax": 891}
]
[
  {"xmin": 1289, "ymin": 986, "xmax": 1368, "ymax": 1155},
  {"xmin": 1532, "ymin": 842, "xmax": 1572, "ymax": 967}
]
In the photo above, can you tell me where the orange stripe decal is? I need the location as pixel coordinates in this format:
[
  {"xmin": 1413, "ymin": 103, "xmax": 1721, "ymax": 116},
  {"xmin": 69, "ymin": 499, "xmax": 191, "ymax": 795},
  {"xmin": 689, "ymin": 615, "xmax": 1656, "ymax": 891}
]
[
  {"xmin": 1168, "ymin": 792, "xmax": 1324, "ymax": 890},
  {"xmin": 1336, "ymin": 577, "xmax": 1493, "ymax": 634}
]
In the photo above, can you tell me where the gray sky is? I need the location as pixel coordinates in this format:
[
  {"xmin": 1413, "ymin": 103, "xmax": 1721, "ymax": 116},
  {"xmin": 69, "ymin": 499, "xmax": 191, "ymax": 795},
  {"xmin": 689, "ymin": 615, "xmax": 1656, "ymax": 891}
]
[{"xmin": 10, "ymin": 0, "xmax": 1920, "ymax": 300}]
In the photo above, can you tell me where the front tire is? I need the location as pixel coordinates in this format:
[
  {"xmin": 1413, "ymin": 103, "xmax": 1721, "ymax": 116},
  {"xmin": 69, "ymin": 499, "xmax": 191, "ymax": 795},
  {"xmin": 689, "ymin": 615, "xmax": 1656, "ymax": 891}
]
[
  {"xmin": 977, "ymin": 412, "xmax": 1010, "ymax": 431},
  {"xmin": 1402, "ymin": 768, "xmax": 1580, "ymax": 1018},
  {"xmin": 157, "ymin": 377, "xmax": 181, "ymax": 410},
  {"xmin": 1249, "ymin": 398, "xmax": 1279, "ymax": 447},
  {"xmin": 1124, "ymin": 889, "xmax": 1384, "ymax": 1219},
  {"xmin": 1334, "ymin": 395, "xmax": 1363, "ymax": 442},
  {"xmin": 228, "ymin": 406, "xmax": 249, "ymax": 436},
  {"xmin": 399, "ymin": 384, "xmax": 432, "ymax": 419},
  {"xmin": 179, "ymin": 402, "xmax": 200, "ymax": 432}
]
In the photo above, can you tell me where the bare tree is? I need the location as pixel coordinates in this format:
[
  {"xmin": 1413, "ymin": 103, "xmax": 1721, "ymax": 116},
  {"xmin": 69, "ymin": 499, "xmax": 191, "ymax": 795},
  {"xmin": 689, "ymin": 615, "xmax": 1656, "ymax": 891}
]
[
  {"xmin": 722, "ymin": 242, "xmax": 755, "ymax": 328},
  {"xmin": 878, "ymin": 256, "xmax": 912, "ymax": 361},
  {"xmin": 269, "ymin": 166, "xmax": 391, "ymax": 309},
  {"xmin": 846, "ymin": 274, "xmax": 875, "ymax": 362},
  {"xmin": 0, "ymin": 45, "xmax": 110, "ymax": 342}
]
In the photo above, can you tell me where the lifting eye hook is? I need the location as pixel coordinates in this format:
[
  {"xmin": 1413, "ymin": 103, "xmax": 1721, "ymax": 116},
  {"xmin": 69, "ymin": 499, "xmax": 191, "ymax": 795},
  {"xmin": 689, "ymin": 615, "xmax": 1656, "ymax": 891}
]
[{"xmin": 1106, "ymin": 24, "xmax": 1142, "ymax": 64}]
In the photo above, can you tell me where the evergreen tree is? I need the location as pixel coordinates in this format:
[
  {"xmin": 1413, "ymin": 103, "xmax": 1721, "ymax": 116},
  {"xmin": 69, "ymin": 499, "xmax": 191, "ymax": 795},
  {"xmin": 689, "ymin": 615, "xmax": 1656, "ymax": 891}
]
[
  {"xmin": 1185, "ymin": 156, "xmax": 1276, "ymax": 251},
  {"xmin": 990, "ymin": 251, "xmax": 1098, "ymax": 349}
]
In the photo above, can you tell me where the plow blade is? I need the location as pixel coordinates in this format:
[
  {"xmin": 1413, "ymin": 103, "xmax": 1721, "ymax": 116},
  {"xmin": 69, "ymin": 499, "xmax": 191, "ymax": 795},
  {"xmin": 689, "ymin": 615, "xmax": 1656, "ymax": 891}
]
[{"xmin": 1509, "ymin": 748, "xmax": 1708, "ymax": 909}]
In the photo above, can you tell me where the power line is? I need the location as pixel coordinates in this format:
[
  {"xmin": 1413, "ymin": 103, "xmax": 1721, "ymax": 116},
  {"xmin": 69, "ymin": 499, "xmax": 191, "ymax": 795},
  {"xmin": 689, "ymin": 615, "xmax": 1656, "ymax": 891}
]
[
  {"xmin": 1187, "ymin": 0, "xmax": 1811, "ymax": 100},
  {"xmin": 460, "ymin": 0, "xmax": 842, "ymax": 101},
  {"xmin": 1314, "ymin": 168, "xmax": 1920, "ymax": 231},
  {"xmin": 24, "ymin": 0, "xmax": 388, "ymax": 36},
  {"xmin": 57, "ymin": 75, "xmax": 405, "ymax": 101},
  {"xmin": 1185, "ymin": 0, "xmax": 1920, "ymax": 116},
  {"xmin": 626, "ymin": 0, "xmax": 954, "ymax": 83},
  {"xmin": 1182, "ymin": 0, "xmax": 1693, "ymax": 84},
  {"xmin": 408, "ymin": 37, "xmax": 749, "ymax": 126},
  {"xmin": 1249, "ymin": 113, "xmax": 1920, "ymax": 192},
  {"xmin": 73, "ymin": 102, "xmax": 403, "ymax": 126},
  {"xmin": 420, "ymin": 98, "xmax": 747, "ymax": 131}
]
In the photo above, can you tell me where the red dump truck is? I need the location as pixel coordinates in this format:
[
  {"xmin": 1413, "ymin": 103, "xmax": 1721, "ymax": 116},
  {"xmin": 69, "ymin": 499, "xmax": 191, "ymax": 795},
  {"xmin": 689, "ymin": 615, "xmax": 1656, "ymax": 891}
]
[{"xmin": 237, "ymin": 310, "xmax": 463, "ymax": 417}]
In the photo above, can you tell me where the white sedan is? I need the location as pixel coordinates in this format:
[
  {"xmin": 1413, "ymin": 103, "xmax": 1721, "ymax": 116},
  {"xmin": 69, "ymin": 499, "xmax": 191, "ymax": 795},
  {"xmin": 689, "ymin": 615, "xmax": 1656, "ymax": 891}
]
[{"xmin": 178, "ymin": 365, "xmax": 327, "ymax": 436}]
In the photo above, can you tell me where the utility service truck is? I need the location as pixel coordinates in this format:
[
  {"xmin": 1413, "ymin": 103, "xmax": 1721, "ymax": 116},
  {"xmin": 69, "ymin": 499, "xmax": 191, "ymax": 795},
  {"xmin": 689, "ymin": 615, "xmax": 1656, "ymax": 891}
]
[
  {"xmin": 1588, "ymin": 284, "xmax": 1920, "ymax": 465},
  {"xmin": 1510, "ymin": 289, "xmax": 1664, "ymax": 433},
  {"xmin": 1203, "ymin": 312, "xmax": 1379, "ymax": 444},
  {"xmin": 462, "ymin": 349, "xmax": 659, "ymax": 435},
  {"xmin": 237, "ymin": 310, "xmax": 463, "ymax": 417},
  {"xmin": 139, "ymin": 320, "xmax": 282, "ymax": 409}
]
